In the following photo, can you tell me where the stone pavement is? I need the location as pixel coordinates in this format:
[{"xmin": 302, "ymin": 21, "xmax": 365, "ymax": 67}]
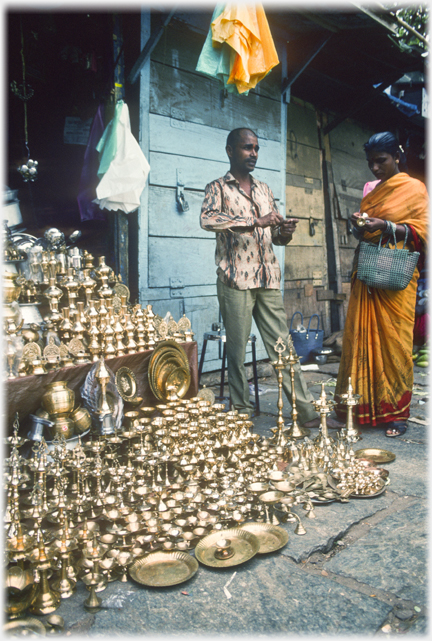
[{"xmin": 34, "ymin": 362, "xmax": 429, "ymax": 638}]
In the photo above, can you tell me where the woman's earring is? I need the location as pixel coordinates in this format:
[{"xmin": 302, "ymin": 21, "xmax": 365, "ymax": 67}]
[{"xmin": 396, "ymin": 160, "xmax": 399, "ymax": 164}]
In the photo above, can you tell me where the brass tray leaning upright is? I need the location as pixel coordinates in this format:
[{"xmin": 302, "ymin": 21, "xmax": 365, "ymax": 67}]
[
  {"xmin": 115, "ymin": 367, "xmax": 138, "ymax": 402},
  {"xmin": 148, "ymin": 340, "xmax": 190, "ymax": 401}
]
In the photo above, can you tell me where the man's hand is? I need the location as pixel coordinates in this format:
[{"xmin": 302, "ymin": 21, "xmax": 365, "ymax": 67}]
[
  {"xmin": 255, "ymin": 211, "xmax": 284, "ymax": 228},
  {"xmin": 279, "ymin": 218, "xmax": 299, "ymax": 237}
]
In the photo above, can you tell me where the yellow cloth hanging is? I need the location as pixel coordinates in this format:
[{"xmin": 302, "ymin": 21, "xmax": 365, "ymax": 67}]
[{"xmin": 211, "ymin": 3, "xmax": 279, "ymax": 94}]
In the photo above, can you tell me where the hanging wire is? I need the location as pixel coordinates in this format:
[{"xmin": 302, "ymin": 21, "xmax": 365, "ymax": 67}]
[{"xmin": 19, "ymin": 16, "xmax": 30, "ymax": 159}]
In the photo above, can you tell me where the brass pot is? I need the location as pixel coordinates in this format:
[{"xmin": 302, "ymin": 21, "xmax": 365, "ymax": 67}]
[
  {"xmin": 70, "ymin": 405, "xmax": 92, "ymax": 434},
  {"xmin": 5, "ymin": 567, "xmax": 39, "ymax": 618},
  {"xmin": 3, "ymin": 272, "xmax": 22, "ymax": 304},
  {"xmin": 42, "ymin": 381, "xmax": 75, "ymax": 416},
  {"xmin": 48, "ymin": 416, "xmax": 75, "ymax": 440}
]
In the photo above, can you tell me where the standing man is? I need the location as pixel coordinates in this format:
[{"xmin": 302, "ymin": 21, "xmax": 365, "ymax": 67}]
[{"xmin": 200, "ymin": 127, "xmax": 342, "ymax": 429}]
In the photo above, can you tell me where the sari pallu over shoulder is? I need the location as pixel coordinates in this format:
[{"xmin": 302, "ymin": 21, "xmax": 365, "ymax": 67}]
[{"xmin": 359, "ymin": 172, "xmax": 428, "ymax": 251}]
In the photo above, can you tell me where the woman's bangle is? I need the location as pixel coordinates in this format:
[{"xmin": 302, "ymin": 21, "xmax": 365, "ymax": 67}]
[{"xmin": 384, "ymin": 220, "xmax": 396, "ymax": 235}]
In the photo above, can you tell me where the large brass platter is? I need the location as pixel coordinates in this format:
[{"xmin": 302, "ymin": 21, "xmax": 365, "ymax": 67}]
[
  {"xmin": 354, "ymin": 448, "xmax": 396, "ymax": 464},
  {"xmin": 166, "ymin": 366, "xmax": 191, "ymax": 397},
  {"xmin": 239, "ymin": 523, "xmax": 289, "ymax": 554},
  {"xmin": 148, "ymin": 341, "xmax": 190, "ymax": 401},
  {"xmin": 128, "ymin": 551, "xmax": 198, "ymax": 587},
  {"xmin": 195, "ymin": 528, "xmax": 260, "ymax": 568},
  {"xmin": 115, "ymin": 367, "xmax": 138, "ymax": 401}
]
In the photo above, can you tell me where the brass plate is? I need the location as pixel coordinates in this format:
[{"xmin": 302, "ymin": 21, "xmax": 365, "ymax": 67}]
[
  {"xmin": 195, "ymin": 528, "xmax": 260, "ymax": 567},
  {"xmin": 166, "ymin": 366, "xmax": 191, "ymax": 397},
  {"xmin": 328, "ymin": 475, "xmax": 386, "ymax": 499},
  {"xmin": 112, "ymin": 282, "xmax": 130, "ymax": 301},
  {"xmin": 115, "ymin": 367, "xmax": 138, "ymax": 401},
  {"xmin": 4, "ymin": 617, "xmax": 46, "ymax": 636},
  {"xmin": 354, "ymin": 448, "xmax": 396, "ymax": 464},
  {"xmin": 239, "ymin": 522, "xmax": 289, "ymax": 554},
  {"xmin": 129, "ymin": 551, "xmax": 198, "ymax": 587},
  {"xmin": 148, "ymin": 341, "xmax": 190, "ymax": 401}
]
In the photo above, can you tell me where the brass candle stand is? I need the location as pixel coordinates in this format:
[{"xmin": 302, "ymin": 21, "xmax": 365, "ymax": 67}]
[
  {"xmin": 284, "ymin": 343, "xmax": 310, "ymax": 440},
  {"xmin": 338, "ymin": 377, "xmax": 361, "ymax": 442}
]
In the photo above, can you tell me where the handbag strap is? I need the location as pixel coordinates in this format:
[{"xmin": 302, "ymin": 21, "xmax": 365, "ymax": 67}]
[
  {"xmin": 289, "ymin": 311, "xmax": 304, "ymax": 332},
  {"xmin": 380, "ymin": 223, "xmax": 409, "ymax": 250},
  {"xmin": 306, "ymin": 314, "xmax": 320, "ymax": 338}
]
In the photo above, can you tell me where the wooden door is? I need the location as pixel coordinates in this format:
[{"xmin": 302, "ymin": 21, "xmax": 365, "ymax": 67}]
[
  {"xmin": 283, "ymin": 98, "xmax": 330, "ymax": 335},
  {"xmin": 138, "ymin": 17, "xmax": 285, "ymax": 372}
]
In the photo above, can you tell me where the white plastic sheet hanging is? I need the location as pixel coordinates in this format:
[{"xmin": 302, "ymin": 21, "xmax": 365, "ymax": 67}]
[{"xmin": 93, "ymin": 101, "xmax": 150, "ymax": 213}]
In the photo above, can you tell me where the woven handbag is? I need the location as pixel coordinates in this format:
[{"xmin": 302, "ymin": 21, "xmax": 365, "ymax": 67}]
[
  {"xmin": 357, "ymin": 224, "xmax": 420, "ymax": 291},
  {"xmin": 289, "ymin": 311, "xmax": 323, "ymax": 362}
]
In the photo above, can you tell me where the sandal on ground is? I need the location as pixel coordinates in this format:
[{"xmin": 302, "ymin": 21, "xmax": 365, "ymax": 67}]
[{"xmin": 385, "ymin": 422, "xmax": 408, "ymax": 438}]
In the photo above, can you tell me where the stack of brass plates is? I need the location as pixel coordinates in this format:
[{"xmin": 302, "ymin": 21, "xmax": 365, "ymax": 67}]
[
  {"xmin": 239, "ymin": 523, "xmax": 289, "ymax": 554},
  {"xmin": 129, "ymin": 551, "xmax": 198, "ymax": 586},
  {"xmin": 148, "ymin": 341, "xmax": 191, "ymax": 401},
  {"xmin": 195, "ymin": 528, "xmax": 260, "ymax": 567}
]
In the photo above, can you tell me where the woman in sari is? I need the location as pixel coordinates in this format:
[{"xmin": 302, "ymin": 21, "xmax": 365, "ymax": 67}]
[{"xmin": 335, "ymin": 132, "xmax": 428, "ymax": 437}]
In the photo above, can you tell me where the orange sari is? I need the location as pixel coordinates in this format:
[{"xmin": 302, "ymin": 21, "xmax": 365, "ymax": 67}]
[{"xmin": 336, "ymin": 173, "xmax": 428, "ymax": 425}]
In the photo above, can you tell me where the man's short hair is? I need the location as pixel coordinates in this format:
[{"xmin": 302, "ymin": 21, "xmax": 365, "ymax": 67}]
[{"xmin": 226, "ymin": 128, "xmax": 258, "ymax": 149}]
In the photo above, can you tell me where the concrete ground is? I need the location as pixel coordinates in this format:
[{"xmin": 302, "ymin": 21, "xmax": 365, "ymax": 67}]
[{"xmin": 29, "ymin": 361, "xmax": 429, "ymax": 639}]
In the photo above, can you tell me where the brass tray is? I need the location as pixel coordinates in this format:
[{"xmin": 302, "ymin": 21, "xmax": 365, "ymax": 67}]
[
  {"xmin": 195, "ymin": 528, "xmax": 260, "ymax": 568},
  {"xmin": 166, "ymin": 366, "xmax": 191, "ymax": 397},
  {"xmin": 239, "ymin": 522, "xmax": 289, "ymax": 554},
  {"xmin": 129, "ymin": 551, "xmax": 198, "ymax": 587},
  {"xmin": 4, "ymin": 616, "xmax": 46, "ymax": 636},
  {"xmin": 328, "ymin": 475, "xmax": 386, "ymax": 499},
  {"xmin": 150, "ymin": 340, "xmax": 189, "ymax": 368},
  {"xmin": 115, "ymin": 366, "xmax": 138, "ymax": 401},
  {"xmin": 354, "ymin": 448, "xmax": 396, "ymax": 464},
  {"xmin": 149, "ymin": 342, "xmax": 190, "ymax": 401}
]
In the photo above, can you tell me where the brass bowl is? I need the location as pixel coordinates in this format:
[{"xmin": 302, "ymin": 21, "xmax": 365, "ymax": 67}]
[
  {"xmin": 125, "ymin": 396, "xmax": 143, "ymax": 409},
  {"xmin": 5, "ymin": 567, "xmax": 38, "ymax": 618},
  {"xmin": 41, "ymin": 381, "xmax": 75, "ymax": 416},
  {"xmin": 140, "ymin": 406, "xmax": 156, "ymax": 417},
  {"xmin": 48, "ymin": 416, "xmax": 75, "ymax": 440},
  {"xmin": 70, "ymin": 405, "xmax": 92, "ymax": 434},
  {"xmin": 124, "ymin": 411, "xmax": 140, "ymax": 430}
]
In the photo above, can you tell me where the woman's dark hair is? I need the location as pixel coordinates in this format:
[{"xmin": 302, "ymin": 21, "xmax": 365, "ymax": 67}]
[{"xmin": 364, "ymin": 131, "xmax": 407, "ymax": 167}]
